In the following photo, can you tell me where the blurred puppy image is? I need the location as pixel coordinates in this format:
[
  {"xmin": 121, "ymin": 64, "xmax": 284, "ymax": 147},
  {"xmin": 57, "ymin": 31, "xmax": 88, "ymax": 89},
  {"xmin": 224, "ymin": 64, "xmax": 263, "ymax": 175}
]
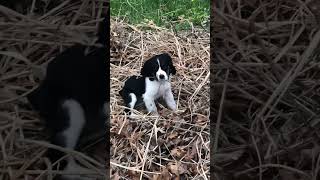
[
  {"xmin": 119, "ymin": 53, "xmax": 177, "ymax": 117},
  {"xmin": 27, "ymin": 17, "xmax": 109, "ymax": 180}
]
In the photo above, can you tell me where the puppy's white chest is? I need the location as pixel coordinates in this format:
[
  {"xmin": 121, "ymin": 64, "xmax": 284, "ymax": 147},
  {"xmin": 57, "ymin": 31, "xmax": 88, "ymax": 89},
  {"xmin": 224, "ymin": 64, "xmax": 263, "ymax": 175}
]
[
  {"xmin": 155, "ymin": 83, "xmax": 167, "ymax": 98},
  {"xmin": 144, "ymin": 78, "xmax": 170, "ymax": 98}
]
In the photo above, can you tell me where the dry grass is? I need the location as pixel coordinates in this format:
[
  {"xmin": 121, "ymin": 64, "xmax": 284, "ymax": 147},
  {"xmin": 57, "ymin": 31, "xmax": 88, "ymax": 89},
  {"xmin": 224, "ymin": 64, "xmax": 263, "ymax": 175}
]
[
  {"xmin": 213, "ymin": 0, "xmax": 320, "ymax": 179},
  {"xmin": 0, "ymin": 1, "xmax": 107, "ymax": 179},
  {"xmin": 110, "ymin": 19, "xmax": 210, "ymax": 179}
]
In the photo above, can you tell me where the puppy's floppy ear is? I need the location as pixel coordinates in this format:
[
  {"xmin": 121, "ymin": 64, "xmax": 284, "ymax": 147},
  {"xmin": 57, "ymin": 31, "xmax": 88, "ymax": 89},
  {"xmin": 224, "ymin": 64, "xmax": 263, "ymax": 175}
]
[
  {"xmin": 163, "ymin": 53, "xmax": 176, "ymax": 75},
  {"xmin": 140, "ymin": 58, "xmax": 154, "ymax": 77},
  {"xmin": 169, "ymin": 60, "xmax": 176, "ymax": 75}
]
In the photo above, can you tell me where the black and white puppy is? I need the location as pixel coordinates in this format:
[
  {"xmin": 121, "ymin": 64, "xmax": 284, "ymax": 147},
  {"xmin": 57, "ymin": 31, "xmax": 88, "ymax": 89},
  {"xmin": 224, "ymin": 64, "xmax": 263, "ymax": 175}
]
[
  {"xmin": 119, "ymin": 53, "xmax": 177, "ymax": 117},
  {"xmin": 27, "ymin": 17, "xmax": 109, "ymax": 179}
]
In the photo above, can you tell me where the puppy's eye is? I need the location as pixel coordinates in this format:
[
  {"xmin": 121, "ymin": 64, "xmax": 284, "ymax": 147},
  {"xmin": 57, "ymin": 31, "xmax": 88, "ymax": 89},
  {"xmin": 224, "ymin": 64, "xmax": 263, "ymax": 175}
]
[{"xmin": 160, "ymin": 64, "xmax": 167, "ymax": 70}]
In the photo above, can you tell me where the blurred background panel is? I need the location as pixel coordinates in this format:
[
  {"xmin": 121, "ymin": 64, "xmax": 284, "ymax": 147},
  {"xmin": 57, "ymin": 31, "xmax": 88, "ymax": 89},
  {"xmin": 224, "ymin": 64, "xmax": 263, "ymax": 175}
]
[
  {"xmin": 212, "ymin": 0, "xmax": 320, "ymax": 179},
  {"xmin": 0, "ymin": 1, "xmax": 108, "ymax": 179}
]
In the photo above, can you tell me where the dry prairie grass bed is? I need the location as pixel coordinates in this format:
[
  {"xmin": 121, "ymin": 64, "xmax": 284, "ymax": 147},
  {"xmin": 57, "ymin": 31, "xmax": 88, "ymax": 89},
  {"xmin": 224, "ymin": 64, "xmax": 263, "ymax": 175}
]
[
  {"xmin": 0, "ymin": 1, "xmax": 107, "ymax": 179},
  {"xmin": 213, "ymin": 0, "xmax": 320, "ymax": 179},
  {"xmin": 110, "ymin": 19, "xmax": 210, "ymax": 179}
]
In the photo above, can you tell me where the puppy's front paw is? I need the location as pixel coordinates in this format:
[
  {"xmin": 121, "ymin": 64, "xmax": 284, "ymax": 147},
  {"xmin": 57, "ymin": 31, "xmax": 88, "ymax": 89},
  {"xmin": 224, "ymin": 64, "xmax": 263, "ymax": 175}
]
[
  {"xmin": 129, "ymin": 112, "xmax": 139, "ymax": 119},
  {"xmin": 170, "ymin": 106, "xmax": 177, "ymax": 111},
  {"xmin": 148, "ymin": 110, "xmax": 159, "ymax": 116},
  {"xmin": 167, "ymin": 101, "xmax": 177, "ymax": 111}
]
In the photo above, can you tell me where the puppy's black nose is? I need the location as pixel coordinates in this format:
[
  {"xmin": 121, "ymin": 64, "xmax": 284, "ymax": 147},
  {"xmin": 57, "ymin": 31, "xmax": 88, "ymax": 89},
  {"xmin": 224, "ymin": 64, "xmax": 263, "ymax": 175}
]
[{"xmin": 159, "ymin": 74, "xmax": 165, "ymax": 79}]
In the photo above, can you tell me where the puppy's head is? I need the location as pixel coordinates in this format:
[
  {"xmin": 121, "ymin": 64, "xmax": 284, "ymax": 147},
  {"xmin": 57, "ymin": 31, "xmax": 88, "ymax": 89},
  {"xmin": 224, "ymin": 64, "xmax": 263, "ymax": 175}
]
[{"xmin": 141, "ymin": 53, "xmax": 176, "ymax": 81}]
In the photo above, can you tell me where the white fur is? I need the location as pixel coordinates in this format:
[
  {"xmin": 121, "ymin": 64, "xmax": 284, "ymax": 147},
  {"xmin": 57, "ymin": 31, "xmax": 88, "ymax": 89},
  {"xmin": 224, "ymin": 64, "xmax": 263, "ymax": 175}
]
[
  {"xmin": 142, "ymin": 77, "xmax": 176, "ymax": 113},
  {"xmin": 164, "ymin": 87, "xmax": 176, "ymax": 111},
  {"xmin": 129, "ymin": 93, "xmax": 137, "ymax": 118},
  {"xmin": 61, "ymin": 99, "xmax": 85, "ymax": 149},
  {"xmin": 156, "ymin": 58, "xmax": 168, "ymax": 81},
  {"xmin": 60, "ymin": 99, "xmax": 88, "ymax": 180}
]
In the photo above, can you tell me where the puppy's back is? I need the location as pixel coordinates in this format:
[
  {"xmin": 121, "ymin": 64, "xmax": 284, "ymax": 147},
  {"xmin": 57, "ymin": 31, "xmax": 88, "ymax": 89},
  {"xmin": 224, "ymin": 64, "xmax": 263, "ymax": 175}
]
[{"xmin": 120, "ymin": 76, "xmax": 145, "ymax": 96}]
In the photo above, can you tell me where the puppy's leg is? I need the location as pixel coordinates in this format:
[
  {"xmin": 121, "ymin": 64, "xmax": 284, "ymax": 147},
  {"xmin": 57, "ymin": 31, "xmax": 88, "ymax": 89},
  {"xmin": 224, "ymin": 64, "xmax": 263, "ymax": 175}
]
[
  {"xmin": 61, "ymin": 99, "xmax": 85, "ymax": 150},
  {"xmin": 59, "ymin": 99, "xmax": 87, "ymax": 179},
  {"xmin": 120, "ymin": 89, "xmax": 139, "ymax": 118},
  {"xmin": 164, "ymin": 90, "xmax": 176, "ymax": 111},
  {"xmin": 143, "ymin": 96, "xmax": 158, "ymax": 114},
  {"xmin": 128, "ymin": 93, "xmax": 137, "ymax": 118},
  {"xmin": 62, "ymin": 158, "xmax": 93, "ymax": 180}
]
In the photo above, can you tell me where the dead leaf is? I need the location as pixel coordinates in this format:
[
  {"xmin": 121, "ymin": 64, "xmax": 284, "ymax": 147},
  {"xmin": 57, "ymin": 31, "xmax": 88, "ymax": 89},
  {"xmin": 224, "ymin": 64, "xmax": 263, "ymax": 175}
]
[
  {"xmin": 213, "ymin": 150, "xmax": 244, "ymax": 164},
  {"xmin": 153, "ymin": 168, "xmax": 170, "ymax": 180},
  {"xmin": 171, "ymin": 147, "xmax": 187, "ymax": 158},
  {"xmin": 152, "ymin": 175, "xmax": 160, "ymax": 180},
  {"xmin": 168, "ymin": 131, "xmax": 178, "ymax": 140},
  {"xmin": 195, "ymin": 114, "xmax": 208, "ymax": 124},
  {"xmin": 185, "ymin": 141, "xmax": 198, "ymax": 161},
  {"xmin": 167, "ymin": 162, "xmax": 187, "ymax": 176},
  {"xmin": 111, "ymin": 172, "xmax": 120, "ymax": 180},
  {"xmin": 184, "ymin": 150, "xmax": 195, "ymax": 161},
  {"xmin": 128, "ymin": 170, "xmax": 140, "ymax": 180},
  {"xmin": 300, "ymin": 145, "xmax": 320, "ymax": 164},
  {"xmin": 279, "ymin": 169, "xmax": 304, "ymax": 180}
]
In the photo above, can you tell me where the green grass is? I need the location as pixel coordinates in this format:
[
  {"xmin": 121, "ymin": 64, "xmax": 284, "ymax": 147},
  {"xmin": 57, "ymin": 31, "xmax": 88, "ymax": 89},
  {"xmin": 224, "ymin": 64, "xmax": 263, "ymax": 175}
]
[{"xmin": 110, "ymin": 0, "xmax": 210, "ymax": 30}]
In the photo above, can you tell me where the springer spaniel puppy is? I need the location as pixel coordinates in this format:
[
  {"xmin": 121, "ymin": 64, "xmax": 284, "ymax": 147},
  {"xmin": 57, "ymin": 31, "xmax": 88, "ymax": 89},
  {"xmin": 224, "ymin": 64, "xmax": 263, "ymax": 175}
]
[
  {"xmin": 119, "ymin": 53, "xmax": 177, "ymax": 117},
  {"xmin": 27, "ymin": 17, "xmax": 108, "ymax": 180}
]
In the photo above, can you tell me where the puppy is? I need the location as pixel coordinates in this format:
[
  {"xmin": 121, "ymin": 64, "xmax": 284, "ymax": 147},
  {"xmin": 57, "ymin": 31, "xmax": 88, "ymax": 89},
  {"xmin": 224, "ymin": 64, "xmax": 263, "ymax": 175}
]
[
  {"xmin": 119, "ymin": 53, "xmax": 177, "ymax": 117},
  {"xmin": 27, "ymin": 17, "xmax": 109, "ymax": 179}
]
